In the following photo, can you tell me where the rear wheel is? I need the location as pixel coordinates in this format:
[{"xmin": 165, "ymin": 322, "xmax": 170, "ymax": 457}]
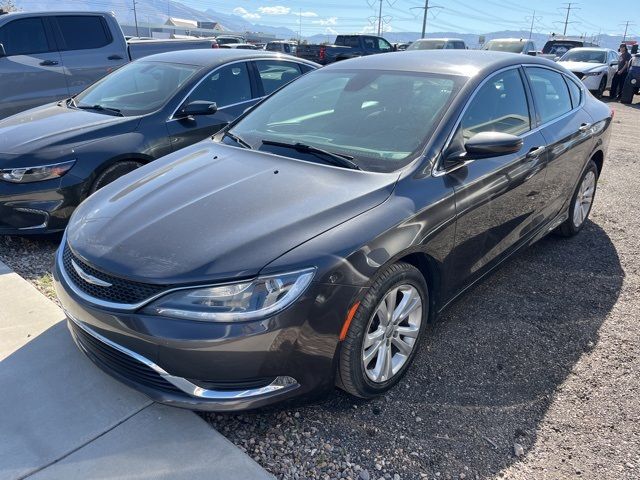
[
  {"xmin": 337, "ymin": 262, "xmax": 429, "ymax": 398},
  {"xmin": 557, "ymin": 160, "xmax": 598, "ymax": 237},
  {"xmin": 90, "ymin": 160, "xmax": 143, "ymax": 194}
]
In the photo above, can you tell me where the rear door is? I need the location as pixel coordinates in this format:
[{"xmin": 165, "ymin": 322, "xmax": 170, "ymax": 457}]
[
  {"xmin": 166, "ymin": 61, "xmax": 258, "ymax": 151},
  {"xmin": 524, "ymin": 66, "xmax": 595, "ymax": 222},
  {"xmin": 444, "ymin": 67, "xmax": 549, "ymax": 295},
  {"xmin": 0, "ymin": 16, "xmax": 68, "ymax": 118},
  {"xmin": 52, "ymin": 15, "xmax": 127, "ymax": 96}
]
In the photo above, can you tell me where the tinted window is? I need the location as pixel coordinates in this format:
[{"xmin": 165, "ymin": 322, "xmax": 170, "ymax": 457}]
[
  {"xmin": 56, "ymin": 16, "xmax": 111, "ymax": 51},
  {"xmin": 526, "ymin": 67, "xmax": 572, "ymax": 124},
  {"xmin": 255, "ymin": 60, "xmax": 301, "ymax": 95},
  {"xmin": 453, "ymin": 41, "xmax": 466, "ymax": 49},
  {"xmin": 363, "ymin": 37, "xmax": 376, "ymax": 50},
  {"xmin": 341, "ymin": 36, "xmax": 359, "ymax": 48},
  {"xmin": 187, "ymin": 62, "xmax": 252, "ymax": 107},
  {"xmin": 0, "ymin": 18, "xmax": 51, "ymax": 56},
  {"xmin": 565, "ymin": 77, "xmax": 582, "ymax": 108},
  {"xmin": 229, "ymin": 70, "xmax": 461, "ymax": 173},
  {"xmin": 460, "ymin": 68, "xmax": 530, "ymax": 139},
  {"xmin": 74, "ymin": 61, "xmax": 199, "ymax": 116},
  {"xmin": 377, "ymin": 38, "xmax": 392, "ymax": 51}
]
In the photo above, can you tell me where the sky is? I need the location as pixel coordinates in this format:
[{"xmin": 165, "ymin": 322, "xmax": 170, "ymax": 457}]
[{"xmin": 177, "ymin": 0, "xmax": 638, "ymax": 38}]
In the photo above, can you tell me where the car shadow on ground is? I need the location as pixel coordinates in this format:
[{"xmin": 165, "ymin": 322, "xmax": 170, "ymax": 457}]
[{"xmin": 206, "ymin": 220, "xmax": 623, "ymax": 478}]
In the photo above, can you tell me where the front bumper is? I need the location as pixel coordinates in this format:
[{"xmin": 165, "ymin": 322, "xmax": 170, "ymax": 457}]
[
  {"xmin": 53, "ymin": 247, "xmax": 362, "ymax": 411},
  {"xmin": 0, "ymin": 173, "xmax": 86, "ymax": 234},
  {"xmin": 575, "ymin": 72, "xmax": 604, "ymax": 91}
]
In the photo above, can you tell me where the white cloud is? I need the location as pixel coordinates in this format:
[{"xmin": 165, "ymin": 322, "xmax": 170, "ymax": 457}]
[
  {"xmin": 325, "ymin": 27, "xmax": 339, "ymax": 35},
  {"xmin": 233, "ymin": 7, "xmax": 260, "ymax": 20},
  {"xmin": 312, "ymin": 16, "xmax": 338, "ymax": 26},
  {"xmin": 299, "ymin": 11, "xmax": 318, "ymax": 17},
  {"xmin": 257, "ymin": 6, "xmax": 291, "ymax": 15}
]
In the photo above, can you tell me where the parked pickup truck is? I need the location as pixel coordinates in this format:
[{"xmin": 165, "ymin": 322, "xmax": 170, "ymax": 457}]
[
  {"xmin": 296, "ymin": 35, "xmax": 395, "ymax": 65},
  {"xmin": 0, "ymin": 11, "xmax": 218, "ymax": 118}
]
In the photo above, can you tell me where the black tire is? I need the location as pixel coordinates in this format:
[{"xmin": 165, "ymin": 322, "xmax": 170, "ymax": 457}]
[
  {"xmin": 337, "ymin": 262, "xmax": 429, "ymax": 398},
  {"xmin": 556, "ymin": 160, "xmax": 598, "ymax": 237},
  {"xmin": 89, "ymin": 160, "xmax": 143, "ymax": 194}
]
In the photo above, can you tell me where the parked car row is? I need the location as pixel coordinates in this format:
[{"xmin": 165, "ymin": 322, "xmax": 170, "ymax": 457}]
[
  {"xmin": 0, "ymin": 15, "xmax": 613, "ymax": 412},
  {"xmin": 0, "ymin": 11, "xmax": 221, "ymax": 119}
]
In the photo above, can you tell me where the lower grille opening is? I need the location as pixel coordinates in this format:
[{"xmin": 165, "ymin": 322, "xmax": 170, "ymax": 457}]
[
  {"xmin": 70, "ymin": 321, "xmax": 182, "ymax": 395},
  {"xmin": 187, "ymin": 377, "xmax": 277, "ymax": 391}
]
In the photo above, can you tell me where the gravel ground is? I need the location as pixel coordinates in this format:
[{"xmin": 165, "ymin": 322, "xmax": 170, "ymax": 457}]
[{"xmin": 0, "ymin": 101, "xmax": 638, "ymax": 480}]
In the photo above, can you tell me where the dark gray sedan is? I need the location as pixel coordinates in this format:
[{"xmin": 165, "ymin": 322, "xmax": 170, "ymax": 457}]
[
  {"xmin": 0, "ymin": 49, "xmax": 317, "ymax": 234},
  {"xmin": 55, "ymin": 51, "xmax": 612, "ymax": 411}
]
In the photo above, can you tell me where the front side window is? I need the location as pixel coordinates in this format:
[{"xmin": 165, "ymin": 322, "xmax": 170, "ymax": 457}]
[
  {"xmin": 228, "ymin": 69, "xmax": 463, "ymax": 173},
  {"xmin": 378, "ymin": 38, "xmax": 392, "ymax": 51},
  {"xmin": 0, "ymin": 18, "xmax": 50, "ymax": 56},
  {"xmin": 56, "ymin": 16, "xmax": 111, "ymax": 51},
  {"xmin": 186, "ymin": 62, "xmax": 252, "ymax": 107},
  {"xmin": 459, "ymin": 68, "xmax": 531, "ymax": 140},
  {"xmin": 453, "ymin": 41, "xmax": 466, "ymax": 49},
  {"xmin": 525, "ymin": 67, "xmax": 572, "ymax": 124},
  {"xmin": 255, "ymin": 60, "xmax": 301, "ymax": 95},
  {"xmin": 74, "ymin": 61, "xmax": 200, "ymax": 116}
]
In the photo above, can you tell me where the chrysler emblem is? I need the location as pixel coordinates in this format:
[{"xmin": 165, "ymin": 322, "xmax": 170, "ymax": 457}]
[{"xmin": 71, "ymin": 259, "xmax": 113, "ymax": 287}]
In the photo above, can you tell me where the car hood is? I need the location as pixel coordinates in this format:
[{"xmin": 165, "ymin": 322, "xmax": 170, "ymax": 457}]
[
  {"xmin": 558, "ymin": 61, "xmax": 606, "ymax": 73},
  {"xmin": 67, "ymin": 142, "xmax": 399, "ymax": 284},
  {"xmin": 0, "ymin": 103, "xmax": 139, "ymax": 156}
]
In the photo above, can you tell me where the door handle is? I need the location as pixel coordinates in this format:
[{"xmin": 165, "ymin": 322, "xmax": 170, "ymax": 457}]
[
  {"xmin": 108, "ymin": 54, "xmax": 124, "ymax": 60},
  {"xmin": 39, "ymin": 60, "xmax": 58, "ymax": 66},
  {"xmin": 526, "ymin": 146, "xmax": 546, "ymax": 158},
  {"xmin": 578, "ymin": 123, "xmax": 592, "ymax": 133}
]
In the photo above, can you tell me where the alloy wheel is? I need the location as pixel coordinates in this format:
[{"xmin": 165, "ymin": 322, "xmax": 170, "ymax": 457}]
[
  {"xmin": 361, "ymin": 285, "xmax": 422, "ymax": 383},
  {"xmin": 573, "ymin": 170, "xmax": 596, "ymax": 228}
]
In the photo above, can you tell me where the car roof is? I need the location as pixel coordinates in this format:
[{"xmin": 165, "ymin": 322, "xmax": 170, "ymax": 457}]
[
  {"xmin": 414, "ymin": 38, "xmax": 465, "ymax": 42},
  {"xmin": 137, "ymin": 49, "xmax": 317, "ymax": 67},
  {"xmin": 487, "ymin": 38, "xmax": 528, "ymax": 43},
  {"xmin": 324, "ymin": 50, "xmax": 558, "ymax": 78}
]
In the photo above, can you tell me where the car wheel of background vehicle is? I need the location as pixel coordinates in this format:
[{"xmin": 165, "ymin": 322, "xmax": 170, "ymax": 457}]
[
  {"xmin": 90, "ymin": 160, "xmax": 144, "ymax": 194},
  {"xmin": 556, "ymin": 160, "xmax": 598, "ymax": 237},
  {"xmin": 596, "ymin": 76, "xmax": 607, "ymax": 99},
  {"xmin": 337, "ymin": 262, "xmax": 429, "ymax": 398}
]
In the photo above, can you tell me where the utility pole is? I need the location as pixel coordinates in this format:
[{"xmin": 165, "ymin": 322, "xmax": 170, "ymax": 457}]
[
  {"xmin": 133, "ymin": 0, "xmax": 139, "ymax": 37},
  {"xmin": 410, "ymin": 1, "xmax": 442, "ymax": 39},
  {"xmin": 298, "ymin": 8, "xmax": 302, "ymax": 44},
  {"xmin": 621, "ymin": 20, "xmax": 633, "ymax": 42},
  {"xmin": 561, "ymin": 2, "xmax": 577, "ymax": 36},
  {"xmin": 377, "ymin": 0, "xmax": 383, "ymax": 36}
]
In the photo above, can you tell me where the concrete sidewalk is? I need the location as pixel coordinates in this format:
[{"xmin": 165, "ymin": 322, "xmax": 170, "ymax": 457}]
[{"xmin": 0, "ymin": 261, "xmax": 272, "ymax": 480}]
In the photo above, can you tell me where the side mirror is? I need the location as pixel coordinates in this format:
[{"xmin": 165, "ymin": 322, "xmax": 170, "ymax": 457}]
[
  {"xmin": 463, "ymin": 131, "xmax": 523, "ymax": 158},
  {"xmin": 175, "ymin": 100, "xmax": 217, "ymax": 118},
  {"xmin": 610, "ymin": 61, "xmax": 618, "ymax": 66},
  {"xmin": 0, "ymin": 43, "xmax": 6, "ymax": 58}
]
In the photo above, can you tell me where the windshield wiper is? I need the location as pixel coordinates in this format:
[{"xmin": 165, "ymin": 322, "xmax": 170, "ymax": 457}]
[
  {"xmin": 262, "ymin": 140, "xmax": 361, "ymax": 170},
  {"xmin": 225, "ymin": 131, "xmax": 253, "ymax": 149},
  {"xmin": 75, "ymin": 104, "xmax": 124, "ymax": 117}
]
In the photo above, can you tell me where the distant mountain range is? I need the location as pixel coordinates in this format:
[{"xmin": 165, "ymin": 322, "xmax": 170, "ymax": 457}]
[{"xmin": 13, "ymin": 0, "xmax": 627, "ymax": 49}]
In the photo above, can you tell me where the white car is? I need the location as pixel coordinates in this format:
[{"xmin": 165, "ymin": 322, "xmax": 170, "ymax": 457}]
[{"xmin": 557, "ymin": 47, "xmax": 618, "ymax": 98}]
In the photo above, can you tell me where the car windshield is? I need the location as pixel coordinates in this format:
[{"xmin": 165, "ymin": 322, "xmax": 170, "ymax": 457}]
[
  {"xmin": 227, "ymin": 69, "xmax": 463, "ymax": 173},
  {"xmin": 73, "ymin": 61, "xmax": 200, "ymax": 116},
  {"xmin": 407, "ymin": 40, "xmax": 446, "ymax": 50},
  {"xmin": 543, "ymin": 42, "xmax": 579, "ymax": 55},
  {"xmin": 483, "ymin": 41, "xmax": 525, "ymax": 53},
  {"xmin": 560, "ymin": 50, "xmax": 606, "ymax": 63}
]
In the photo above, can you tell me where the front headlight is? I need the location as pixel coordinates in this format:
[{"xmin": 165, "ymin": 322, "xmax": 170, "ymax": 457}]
[
  {"xmin": 583, "ymin": 71, "xmax": 603, "ymax": 77},
  {"xmin": 143, "ymin": 268, "xmax": 316, "ymax": 322},
  {"xmin": 0, "ymin": 160, "xmax": 75, "ymax": 183}
]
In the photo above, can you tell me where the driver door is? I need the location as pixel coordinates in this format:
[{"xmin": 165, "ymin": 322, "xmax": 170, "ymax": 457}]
[
  {"xmin": 444, "ymin": 67, "xmax": 548, "ymax": 296},
  {"xmin": 166, "ymin": 62, "xmax": 258, "ymax": 151}
]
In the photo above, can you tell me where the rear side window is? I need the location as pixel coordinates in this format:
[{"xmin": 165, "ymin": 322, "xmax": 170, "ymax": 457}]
[
  {"xmin": 0, "ymin": 18, "xmax": 51, "ymax": 56},
  {"xmin": 565, "ymin": 77, "xmax": 582, "ymax": 108},
  {"xmin": 56, "ymin": 16, "xmax": 112, "ymax": 51},
  {"xmin": 459, "ymin": 68, "xmax": 531, "ymax": 139},
  {"xmin": 255, "ymin": 60, "xmax": 302, "ymax": 95},
  {"xmin": 340, "ymin": 36, "xmax": 359, "ymax": 48},
  {"xmin": 525, "ymin": 67, "xmax": 572, "ymax": 124}
]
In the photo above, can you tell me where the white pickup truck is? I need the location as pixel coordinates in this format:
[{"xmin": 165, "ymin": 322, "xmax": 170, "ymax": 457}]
[{"xmin": 0, "ymin": 10, "xmax": 218, "ymax": 118}]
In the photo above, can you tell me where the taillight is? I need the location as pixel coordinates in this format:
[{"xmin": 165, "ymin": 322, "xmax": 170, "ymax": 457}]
[{"xmin": 319, "ymin": 46, "xmax": 326, "ymax": 61}]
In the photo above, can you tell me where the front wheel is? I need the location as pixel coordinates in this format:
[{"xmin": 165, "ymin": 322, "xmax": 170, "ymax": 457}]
[
  {"xmin": 556, "ymin": 160, "xmax": 598, "ymax": 237},
  {"xmin": 595, "ymin": 76, "xmax": 607, "ymax": 99},
  {"xmin": 337, "ymin": 262, "xmax": 429, "ymax": 398},
  {"xmin": 89, "ymin": 160, "xmax": 144, "ymax": 195}
]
